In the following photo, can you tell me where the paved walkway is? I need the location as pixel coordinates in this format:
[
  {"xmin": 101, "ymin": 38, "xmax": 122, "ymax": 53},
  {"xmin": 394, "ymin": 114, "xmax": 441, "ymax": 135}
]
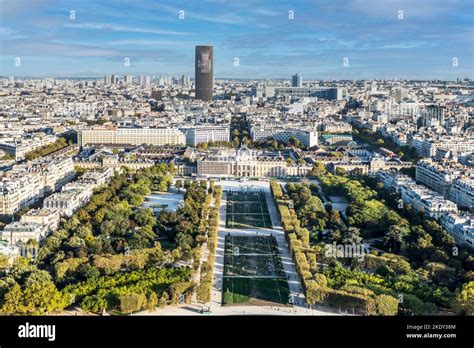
[{"xmin": 263, "ymin": 189, "xmax": 305, "ymax": 306}]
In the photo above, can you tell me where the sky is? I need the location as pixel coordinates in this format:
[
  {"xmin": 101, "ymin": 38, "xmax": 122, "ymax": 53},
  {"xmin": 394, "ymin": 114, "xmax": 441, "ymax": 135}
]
[{"xmin": 0, "ymin": 0, "xmax": 473, "ymax": 80}]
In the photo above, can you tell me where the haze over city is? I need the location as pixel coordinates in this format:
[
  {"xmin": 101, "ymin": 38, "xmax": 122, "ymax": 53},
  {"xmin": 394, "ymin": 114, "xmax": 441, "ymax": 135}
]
[{"xmin": 1, "ymin": 0, "xmax": 473, "ymax": 80}]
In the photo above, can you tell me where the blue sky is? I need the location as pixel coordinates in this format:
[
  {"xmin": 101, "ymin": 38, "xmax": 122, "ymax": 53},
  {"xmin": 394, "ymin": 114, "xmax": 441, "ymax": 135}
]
[{"xmin": 0, "ymin": 0, "xmax": 473, "ymax": 80}]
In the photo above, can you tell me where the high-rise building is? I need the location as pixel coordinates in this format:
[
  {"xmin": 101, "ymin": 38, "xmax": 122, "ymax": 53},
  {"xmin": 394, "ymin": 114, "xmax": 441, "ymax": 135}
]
[
  {"xmin": 195, "ymin": 45, "xmax": 214, "ymax": 101},
  {"xmin": 291, "ymin": 73, "xmax": 302, "ymax": 87},
  {"xmin": 78, "ymin": 126, "xmax": 186, "ymax": 147},
  {"xmin": 181, "ymin": 74, "xmax": 190, "ymax": 87},
  {"xmin": 137, "ymin": 75, "xmax": 151, "ymax": 86},
  {"xmin": 124, "ymin": 75, "xmax": 133, "ymax": 84},
  {"xmin": 151, "ymin": 90, "xmax": 162, "ymax": 101}
]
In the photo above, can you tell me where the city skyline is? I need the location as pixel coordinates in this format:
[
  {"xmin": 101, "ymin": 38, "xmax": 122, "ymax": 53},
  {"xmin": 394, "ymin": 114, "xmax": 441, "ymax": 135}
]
[{"xmin": 0, "ymin": 0, "xmax": 473, "ymax": 80}]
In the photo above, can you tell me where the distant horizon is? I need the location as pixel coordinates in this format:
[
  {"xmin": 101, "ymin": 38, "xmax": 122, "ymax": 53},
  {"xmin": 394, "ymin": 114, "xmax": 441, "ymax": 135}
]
[
  {"xmin": 1, "ymin": 0, "xmax": 473, "ymax": 80},
  {"xmin": 2, "ymin": 74, "xmax": 472, "ymax": 83}
]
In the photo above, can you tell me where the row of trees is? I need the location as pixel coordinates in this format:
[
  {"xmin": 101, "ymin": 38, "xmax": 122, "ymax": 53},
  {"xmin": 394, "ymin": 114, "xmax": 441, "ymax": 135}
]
[
  {"xmin": 196, "ymin": 186, "xmax": 222, "ymax": 303},
  {"xmin": 157, "ymin": 180, "xmax": 211, "ymax": 258},
  {"xmin": 270, "ymin": 180, "xmax": 399, "ymax": 315},
  {"xmin": 196, "ymin": 141, "xmax": 234, "ymax": 150},
  {"xmin": 25, "ymin": 137, "xmax": 72, "ymax": 160},
  {"xmin": 230, "ymin": 114, "xmax": 251, "ymax": 147}
]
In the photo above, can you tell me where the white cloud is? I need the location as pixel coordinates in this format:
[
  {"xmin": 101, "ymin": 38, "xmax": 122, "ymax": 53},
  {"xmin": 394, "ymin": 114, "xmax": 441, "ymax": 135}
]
[{"xmin": 63, "ymin": 22, "xmax": 192, "ymax": 36}]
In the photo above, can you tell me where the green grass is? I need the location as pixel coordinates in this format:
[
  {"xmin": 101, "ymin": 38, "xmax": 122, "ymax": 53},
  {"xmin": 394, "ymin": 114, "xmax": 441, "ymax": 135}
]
[
  {"xmin": 222, "ymin": 235, "xmax": 290, "ymax": 306},
  {"xmin": 225, "ymin": 235, "xmax": 276, "ymax": 255},
  {"xmin": 225, "ymin": 191, "xmax": 272, "ymax": 229},
  {"xmin": 222, "ymin": 277, "xmax": 290, "ymax": 305}
]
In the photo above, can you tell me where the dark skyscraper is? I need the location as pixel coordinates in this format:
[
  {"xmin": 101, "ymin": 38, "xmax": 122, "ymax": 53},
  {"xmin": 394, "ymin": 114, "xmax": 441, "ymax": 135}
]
[{"xmin": 195, "ymin": 45, "xmax": 213, "ymax": 102}]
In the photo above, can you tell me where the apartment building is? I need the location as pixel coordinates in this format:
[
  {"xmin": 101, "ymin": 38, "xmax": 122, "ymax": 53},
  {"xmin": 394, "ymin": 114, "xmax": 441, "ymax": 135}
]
[
  {"xmin": 270, "ymin": 86, "xmax": 348, "ymax": 100},
  {"xmin": 421, "ymin": 137, "xmax": 474, "ymax": 158},
  {"xmin": 20, "ymin": 208, "xmax": 61, "ymax": 233},
  {"xmin": 450, "ymin": 178, "xmax": 474, "ymax": 211},
  {"xmin": 0, "ymin": 168, "xmax": 114, "ymax": 247},
  {"xmin": 43, "ymin": 168, "xmax": 114, "ymax": 217},
  {"xmin": 440, "ymin": 213, "xmax": 474, "ymax": 247},
  {"xmin": 0, "ymin": 222, "xmax": 49, "ymax": 245},
  {"xmin": 0, "ymin": 156, "xmax": 74, "ymax": 216},
  {"xmin": 0, "ymin": 173, "xmax": 44, "ymax": 215},
  {"xmin": 78, "ymin": 126, "xmax": 186, "ymax": 147},
  {"xmin": 43, "ymin": 188, "xmax": 92, "ymax": 217},
  {"xmin": 329, "ymin": 156, "xmax": 412, "ymax": 175},
  {"xmin": 183, "ymin": 125, "xmax": 230, "ymax": 146},
  {"xmin": 250, "ymin": 127, "xmax": 318, "ymax": 148},
  {"xmin": 415, "ymin": 159, "xmax": 467, "ymax": 198},
  {"xmin": 399, "ymin": 183, "xmax": 458, "ymax": 219}
]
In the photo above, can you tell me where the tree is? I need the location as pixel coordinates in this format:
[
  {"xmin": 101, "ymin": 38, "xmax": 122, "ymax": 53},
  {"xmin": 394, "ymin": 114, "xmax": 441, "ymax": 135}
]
[
  {"xmin": 134, "ymin": 208, "xmax": 156, "ymax": 227},
  {"xmin": 309, "ymin": 161, "xmax": 326, "ymax": 177},
  {"xmin": 81, "ymin": 294, "xmax": 108, "ymax": 313},
  {"xmin": 342, "ymin": 227, "xmax": 362, "ymax": 245},
  {"xmin": 147, "ymin": 292, "xmax": 158, "ymax": 312},
  {"xmin": 288, "ymin": 136, "xmax": 302, "ymax": 148},
  {"xmin": 175, "ymin": 232, "xmax": 193, "ymax": 249},
  {"xmin": 384, "ymin": 225, "xmax": 410, "ymax": 252},
  {"xmin": 1, "ymin": 276, "xmax": 68, "ymax": 315},
  {"xmin": 1, "ymin": 283, "xmax": 26, "ymax": 314},
  {"xmin": 375, "ymin": 294, "xmax": 398, "ymax": 315},
  {"xmin": 454, "ymin": 281, "xmax": 474, "ymax": 315},
  {"xmin": 298, "ymin": 196, "xmax": 326, "ymax": 227},
  {"xmin": 329, "ymin": 210, "xmax": 341, "ymax": 228},
  {"xmin": 119, "ymin": 293, "xmax": 147, "ymax": 314}
]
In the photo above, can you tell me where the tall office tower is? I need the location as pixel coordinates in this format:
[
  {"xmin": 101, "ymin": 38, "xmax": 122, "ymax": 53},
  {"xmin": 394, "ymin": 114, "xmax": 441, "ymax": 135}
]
[
  {"xmin": 124, "ymin": 75, "xmax": 133, "ymax": 84},
  {"xmin": 195, "ymin": 45, "xmax": 214, "ymax": 101},
  {"xmin": 144, "ymin": 76, "xmax": 151, "ymax": 86},
  {"xmin": 111, "ymin": 74, "xmax": 116, "ymax": 84},
  {"xmin": 151, "ymin": 90, "xmax": 163, "ymax": 101},
  {"xmin": 181, "ymin": 74, "xmax": 190, "ymax": 87},
  {"xmin": 291, "ymin": 73, "xmax": 302, "ymax": 87}
]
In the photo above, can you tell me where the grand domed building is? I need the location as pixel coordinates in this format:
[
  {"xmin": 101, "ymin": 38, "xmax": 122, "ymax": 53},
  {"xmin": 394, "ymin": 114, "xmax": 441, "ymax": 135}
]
[{"xmin": 196, "ymin": 145, "xmax": 312, "ymax": 178}]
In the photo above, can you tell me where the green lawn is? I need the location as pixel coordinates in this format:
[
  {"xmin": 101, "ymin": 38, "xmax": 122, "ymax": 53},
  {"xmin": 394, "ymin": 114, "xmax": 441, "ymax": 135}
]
[
  {"xmin": 222, "ymin": 277, "xmax": 290, "ymax": 305},
  {"xmin": 225, "ymin": 191, "xmax": 272, "ymax": 229},
  {"xmin": 225, "ymin": 235, "xmax": 276, "ymax": 255},
  {"xmin": 222, "ymin": 235, "xmax": 290, "ymax": 306}
]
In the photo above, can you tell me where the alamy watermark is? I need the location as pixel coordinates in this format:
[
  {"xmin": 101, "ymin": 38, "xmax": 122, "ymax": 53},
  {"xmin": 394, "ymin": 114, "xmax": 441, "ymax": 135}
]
[{"xmin": 324, "ymin": 242, "xmax": 367, "ymax": 261}]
